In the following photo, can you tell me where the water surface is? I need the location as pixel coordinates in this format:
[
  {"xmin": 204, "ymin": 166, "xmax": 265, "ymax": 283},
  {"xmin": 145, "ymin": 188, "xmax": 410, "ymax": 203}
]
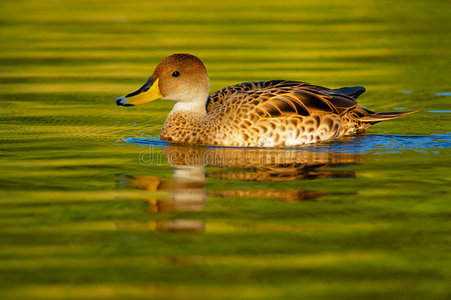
[{"xmin": 1, "ymin": 0, "xmax": 450, "ymax": 299}]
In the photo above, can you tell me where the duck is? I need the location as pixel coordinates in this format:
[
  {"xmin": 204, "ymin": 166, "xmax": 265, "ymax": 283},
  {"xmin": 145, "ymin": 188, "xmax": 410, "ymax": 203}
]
[{"xmin": 116, "ymin": 53, "xmax": 416, "ymax": 147}]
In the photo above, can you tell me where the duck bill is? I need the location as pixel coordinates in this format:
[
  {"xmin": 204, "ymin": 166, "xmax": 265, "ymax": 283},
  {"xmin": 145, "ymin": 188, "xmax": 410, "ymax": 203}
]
[{"xmin": 116, "ymin": 77, "xmax": 162, "ymax": 106}]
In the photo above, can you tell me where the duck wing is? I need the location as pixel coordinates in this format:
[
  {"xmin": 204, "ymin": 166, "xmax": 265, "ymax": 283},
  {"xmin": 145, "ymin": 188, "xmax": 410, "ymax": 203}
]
[{"xmin": 207, "ymin": 80, "xmax": 364, "ymax": 117}]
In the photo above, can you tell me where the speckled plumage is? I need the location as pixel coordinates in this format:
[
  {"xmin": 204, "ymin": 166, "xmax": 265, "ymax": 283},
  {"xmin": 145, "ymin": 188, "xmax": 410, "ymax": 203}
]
[{"xmin": 117, "ymin": 54, "xmax": 416, "ymax": 147}]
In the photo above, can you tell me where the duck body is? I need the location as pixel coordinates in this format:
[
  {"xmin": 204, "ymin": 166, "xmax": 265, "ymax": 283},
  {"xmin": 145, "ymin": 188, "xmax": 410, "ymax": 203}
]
[
  {"xmin": 117, "ymin": 54, "xmax": 415, "ymax": 147},
  {"xmin": 161, "ymin": 80, "xmax": 367, "ymax": 147}
]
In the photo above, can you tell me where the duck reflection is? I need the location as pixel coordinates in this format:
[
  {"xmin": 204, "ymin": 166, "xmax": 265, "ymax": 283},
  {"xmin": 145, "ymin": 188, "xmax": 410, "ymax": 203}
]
[
  {"xmin": 171, "ymin": 144, "xmax": 357, "ymax": 175},
  {"xmin": 125, "ymin": 145, "xmax": 360, "ymax": 232}
]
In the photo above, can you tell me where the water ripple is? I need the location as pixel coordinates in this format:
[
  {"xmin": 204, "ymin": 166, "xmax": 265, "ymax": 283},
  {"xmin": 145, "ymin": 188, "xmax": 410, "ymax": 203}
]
[
  {"xmin": 309, "ymin": 134, "xmax": 451, "ymax": 154},
  {"xmin": 123, "ymin": 133, "xmax": 451, "ymax": 154}
]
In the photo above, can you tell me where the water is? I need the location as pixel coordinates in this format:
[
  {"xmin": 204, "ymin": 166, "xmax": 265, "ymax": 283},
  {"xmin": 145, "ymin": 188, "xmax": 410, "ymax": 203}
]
[{"xmin": 1, "ymin": 0, "xmax": 450, "ymax": 299}]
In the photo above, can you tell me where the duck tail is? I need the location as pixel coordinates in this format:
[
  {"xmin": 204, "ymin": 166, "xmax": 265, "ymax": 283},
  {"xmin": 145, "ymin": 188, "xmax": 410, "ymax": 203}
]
[
  {"xmin": 330, "ymin": 86, "xmax": 366, "ymax": 99},
  {"xmin": 358, "ymin": 110, "xmax": 419, "ymax": 124}
]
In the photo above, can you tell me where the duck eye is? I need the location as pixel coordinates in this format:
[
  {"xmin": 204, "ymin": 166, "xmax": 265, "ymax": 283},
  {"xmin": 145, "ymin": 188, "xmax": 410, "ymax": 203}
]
[{"xmin": 172, "ymin": 71, "xmax": 180, "ymax": 77}]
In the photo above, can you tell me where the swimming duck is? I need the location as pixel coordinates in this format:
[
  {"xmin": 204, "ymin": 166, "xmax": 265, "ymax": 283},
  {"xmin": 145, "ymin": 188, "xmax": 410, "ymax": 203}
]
[{"xmin": 116, "ymin": 53, "xmax": 415, "ymax": 147}]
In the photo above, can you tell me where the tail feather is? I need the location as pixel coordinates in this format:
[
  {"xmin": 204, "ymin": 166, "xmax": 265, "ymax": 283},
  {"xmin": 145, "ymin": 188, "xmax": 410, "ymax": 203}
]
[
  {"xmin": 358, "ymin": 110, "xmax": 419, "ymax": 123},
  {"xmin": 329, "ymin": 86, "xmax": 366, "ymax": 99}
]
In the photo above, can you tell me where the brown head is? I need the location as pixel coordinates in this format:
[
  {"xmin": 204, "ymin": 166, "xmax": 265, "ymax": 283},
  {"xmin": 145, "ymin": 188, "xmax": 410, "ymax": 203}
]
[{"xmin": 116, "ymin": 54, "xmax": 210, "ymax": 111}]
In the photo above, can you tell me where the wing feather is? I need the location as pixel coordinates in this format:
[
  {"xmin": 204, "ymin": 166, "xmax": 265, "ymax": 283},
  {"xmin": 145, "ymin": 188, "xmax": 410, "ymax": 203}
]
[
  {"xmin": 207, "ymin": 80, "xmax": 362, "ymax": 118},
  {"xmin": 265, "ymin": 97, "xmax": 298, "ymax": 115},
  {"xmin": 321, "ymin": 94, "xmax": 358, "ymax": 114},
  {"xmin": 293, "ymin": 91, "xmax": 335, "ymax": 114},
  {"xmin": 282, "ymin": 94, "xmax": 310, "ymax": 116}
]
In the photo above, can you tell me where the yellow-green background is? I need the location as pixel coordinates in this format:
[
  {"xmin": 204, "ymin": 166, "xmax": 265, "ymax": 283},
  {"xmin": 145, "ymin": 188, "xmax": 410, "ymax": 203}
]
[{"xmin": 0, "ymin": 0, "xmax": 450, "ymax": 299}]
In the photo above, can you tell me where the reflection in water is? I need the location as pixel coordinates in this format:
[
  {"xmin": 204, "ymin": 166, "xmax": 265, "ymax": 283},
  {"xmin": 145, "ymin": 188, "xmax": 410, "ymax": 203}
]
[
  {"xmin": 125, "ymin": 146, "xmax": 360, "ymax": 232},
  {"xmin": 127, "ymin": 166, "xmax": 207, "ymax": 232}
]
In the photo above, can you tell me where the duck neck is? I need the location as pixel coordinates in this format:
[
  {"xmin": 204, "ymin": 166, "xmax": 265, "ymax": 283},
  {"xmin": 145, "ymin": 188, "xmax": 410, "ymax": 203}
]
[{"xmin": 169, "ymin": 99, "xmax": 207, "ymax": 117}]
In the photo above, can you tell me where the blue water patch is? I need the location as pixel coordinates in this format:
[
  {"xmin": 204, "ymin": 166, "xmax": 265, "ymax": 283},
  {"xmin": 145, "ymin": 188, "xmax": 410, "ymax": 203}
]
[
  {"xmin": 122, "ymin": 133, "xmax": 451, "ymax": 155},
  {"xmin": 402, "ymin": 91, "xmax": 413, "ymax": 94},
  {"xmin": 428, "ymin": 110, "xmax": 451, "ymax": 113},
  {"xmin": 309, "ymin": 134, "xmax": 451, "ymax": 154},
  {"xmin": 122, "ymin": 136, "xmax": 169, "ymax": 146},
  {"xmin": 436, "ymin": 92, "xmax": 451, "ymax": 96}
]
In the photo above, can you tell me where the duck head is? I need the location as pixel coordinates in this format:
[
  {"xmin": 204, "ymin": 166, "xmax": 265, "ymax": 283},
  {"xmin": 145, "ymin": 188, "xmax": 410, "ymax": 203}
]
[{"xmin": 116, "ymin": 53, "xmax": 210, "ymax": 112}]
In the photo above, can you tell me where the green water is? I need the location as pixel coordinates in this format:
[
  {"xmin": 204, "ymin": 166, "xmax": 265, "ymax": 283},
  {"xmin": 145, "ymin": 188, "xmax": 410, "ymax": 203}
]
[{"xmin": 1, "ymin": 0, "xmax": 450, "ymax": 299}]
